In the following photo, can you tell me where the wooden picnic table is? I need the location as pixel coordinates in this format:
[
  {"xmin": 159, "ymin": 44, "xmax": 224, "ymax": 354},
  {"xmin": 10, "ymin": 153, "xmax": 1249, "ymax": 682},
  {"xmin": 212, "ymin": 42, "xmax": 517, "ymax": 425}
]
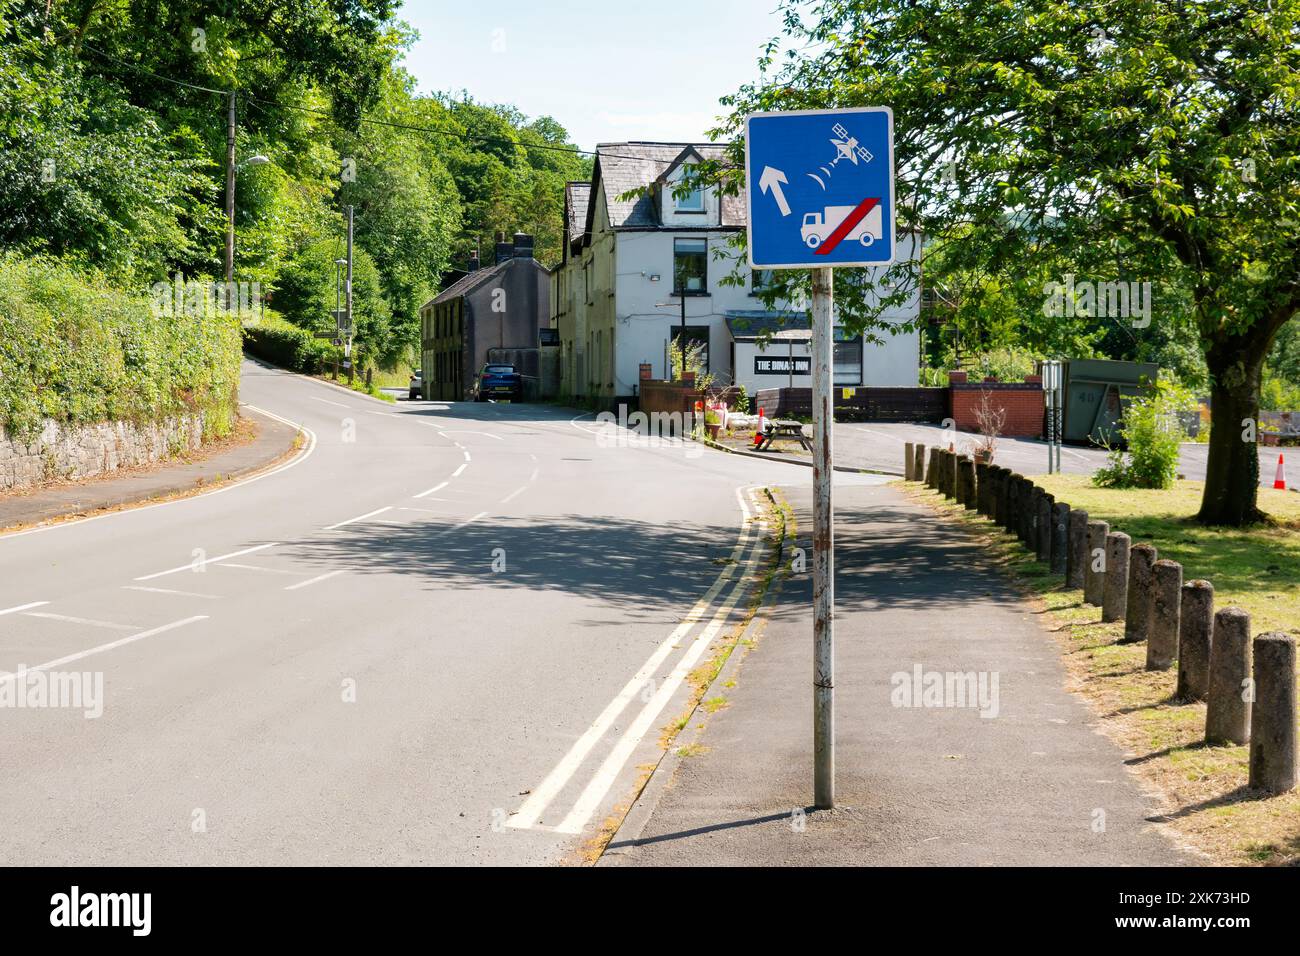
[{"xmin": 756, "ymin": 419, "xmax": 812, "ymax": 452}]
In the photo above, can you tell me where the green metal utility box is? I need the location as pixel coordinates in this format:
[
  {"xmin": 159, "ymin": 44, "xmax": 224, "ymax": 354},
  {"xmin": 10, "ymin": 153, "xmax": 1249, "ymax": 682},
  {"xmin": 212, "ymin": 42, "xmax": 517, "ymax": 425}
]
[{"xmin": 1062, "ymin": 359, "xmax": 1158, "ymax": 445}]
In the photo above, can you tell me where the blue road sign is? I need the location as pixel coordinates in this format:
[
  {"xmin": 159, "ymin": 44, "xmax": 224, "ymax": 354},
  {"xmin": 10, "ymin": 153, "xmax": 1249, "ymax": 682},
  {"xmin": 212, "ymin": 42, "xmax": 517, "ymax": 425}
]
[{"xmin": 744, "ymin": 107, "xmax": 895, "ymax": 270}]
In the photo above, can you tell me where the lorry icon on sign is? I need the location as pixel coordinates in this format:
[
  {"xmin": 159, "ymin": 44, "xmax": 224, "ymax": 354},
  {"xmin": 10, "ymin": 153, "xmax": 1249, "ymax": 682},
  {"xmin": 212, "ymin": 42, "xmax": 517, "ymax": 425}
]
[{"xmin": 801, "ymin": 203, "xmax": 883, "ymax": 249}]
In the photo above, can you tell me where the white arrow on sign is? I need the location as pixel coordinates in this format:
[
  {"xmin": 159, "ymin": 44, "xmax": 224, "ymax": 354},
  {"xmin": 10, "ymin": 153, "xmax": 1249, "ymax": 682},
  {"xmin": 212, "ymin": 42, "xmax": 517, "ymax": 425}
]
[{"xmin": 759, "ymin": 166, "xmax": 791, "ymax": 217}]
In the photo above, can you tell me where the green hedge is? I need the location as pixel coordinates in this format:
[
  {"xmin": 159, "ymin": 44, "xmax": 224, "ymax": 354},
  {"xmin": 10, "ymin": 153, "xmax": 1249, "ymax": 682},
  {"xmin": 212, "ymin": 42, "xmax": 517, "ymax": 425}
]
[
  {"xmin": 0, "ymin": 254, "xmax": 242, "ymax": 442},
  {"xmin": 241, "ymin": 313, "xmax": 334, "ymax": 375}
]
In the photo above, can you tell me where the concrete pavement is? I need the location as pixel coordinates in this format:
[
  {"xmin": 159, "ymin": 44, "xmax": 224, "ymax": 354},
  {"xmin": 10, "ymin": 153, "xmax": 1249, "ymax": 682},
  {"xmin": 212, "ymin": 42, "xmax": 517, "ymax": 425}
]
[
  {"xmin": 0, "ymin": 357, "xmax": 884, "ymax": 865},
  {"xmin": 603, "ymin": 480, "xmax": 1191, "ymax": 866}
]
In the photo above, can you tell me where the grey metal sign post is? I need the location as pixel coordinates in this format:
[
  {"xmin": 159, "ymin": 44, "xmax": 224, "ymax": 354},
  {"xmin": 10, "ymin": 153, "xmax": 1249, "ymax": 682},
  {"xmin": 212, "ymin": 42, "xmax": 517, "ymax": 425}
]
[{"xmin": 810, "ymin": 266, "xmax": 835, "ymax": 807}]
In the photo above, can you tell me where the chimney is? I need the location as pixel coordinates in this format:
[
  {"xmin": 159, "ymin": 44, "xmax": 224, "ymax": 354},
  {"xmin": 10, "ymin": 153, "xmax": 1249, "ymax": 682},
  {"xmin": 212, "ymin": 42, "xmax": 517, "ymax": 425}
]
[
  {"xmin": 512, "ymin": 233, "xmax": 535, "ymax": 259},
  {"xmin": 495, "ymin": 236, "xmax": 514, "ymax": 265},
  {"xmin": 467, "ymin": 249, "xmax": 480, "ymax": 272}
]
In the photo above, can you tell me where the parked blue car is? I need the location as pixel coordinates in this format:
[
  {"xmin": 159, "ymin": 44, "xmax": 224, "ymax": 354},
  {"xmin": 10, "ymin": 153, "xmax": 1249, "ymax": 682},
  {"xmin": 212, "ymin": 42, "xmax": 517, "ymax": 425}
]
[{"xmin": 472, "ymin": 363, "xmax": 522, "ymax": 402}]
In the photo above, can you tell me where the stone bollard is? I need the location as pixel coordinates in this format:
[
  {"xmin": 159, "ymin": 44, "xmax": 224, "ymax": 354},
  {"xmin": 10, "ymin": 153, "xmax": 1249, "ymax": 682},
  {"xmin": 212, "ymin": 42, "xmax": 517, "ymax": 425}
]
[
  {"xmin": 1027, "ymin": 485, "xmax": 1043, "ymax": 549},
  {"xmin": 1066, "ymin": 509, "xmax": 1089, "ymax": 589},
  {"xmin": 1023, "ymin": 484, "xmax": 1041, "ymax": 548},
  {"xmin": 1083, "ymin": 519, "xmax": 1109, "ymax": 606},
  {"xmin": 1205, "ymin": 607, "xmax": 1252, "ymax": 746},
  {"xmin": 1051, "ymin": 502, "xmax": 1069, "ymax": 576},
  {"xmin": 1102, "ymin": 532, "xmax": 1131, "ymax": 623},
  {"xmin": 957, "ymin": 456, "xmax": 973, "ymax": 508},
  {"xmin": 1146, "ymin": 560, "xmax": 1183, "ymax": 671},
  {"xmin": 975, "ymin": 461, "xmax": 990, "ymax": 515},
  {"xmin": 1036, "ymin": 492, "xmax": 1054, "ymax": 563},
  {"xmin": 904, "ymin": 442, "xmax": 915, "ymax": 481},
  {"xmin": 913, "ymin": 444, "xmax": 926, "ymax": 485},
  {"xmin": 993, "ymin": 468, "xmax": 1008, "ymax": 526},
  {"xmin": 1122, "ymin": 544, "xmax": 1158, "ymax": 644},
  {"xmin": 1176, "ymin": 580, "xmax": 1214, "ymax": 702},
  {"xmin": 1012, "ymin": 476, "xmax": 1029, "ymax": 535},
  {"xmin": 1249, "ymin": 633, "xmax": 1297, "ymax": 794},
  {"xmin": 1004, "ymin": 475, "xmax": 1020, "ymax": 534},
  {"xmin": 998, "ymin": 468, "xmax": 1008, "ymax": 530}
]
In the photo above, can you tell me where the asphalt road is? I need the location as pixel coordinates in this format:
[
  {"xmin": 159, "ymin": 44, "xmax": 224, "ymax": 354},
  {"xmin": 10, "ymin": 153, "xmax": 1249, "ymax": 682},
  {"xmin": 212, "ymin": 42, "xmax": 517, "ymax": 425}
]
[
  {"xmin": 833, "ymin": 420, "xmax": 1286, "ymax": 487},
  {"xmin": 0, "ymin": 358, "xmax": 886, "ymax": 865}
]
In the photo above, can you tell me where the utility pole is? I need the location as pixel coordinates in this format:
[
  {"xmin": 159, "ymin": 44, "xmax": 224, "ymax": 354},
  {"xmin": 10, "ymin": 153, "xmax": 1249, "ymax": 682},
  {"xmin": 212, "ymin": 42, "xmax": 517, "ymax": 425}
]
[
  {"xmin": 345, "ymin": 205, "xmax": 354, "ymax": 385},
  {"xmin": 811, "ymin": 266, "xmax": 835, "ymax": 809},
  {"xmin": 224, "ymin": 92, "xmax": 236, "ymax": 285}
]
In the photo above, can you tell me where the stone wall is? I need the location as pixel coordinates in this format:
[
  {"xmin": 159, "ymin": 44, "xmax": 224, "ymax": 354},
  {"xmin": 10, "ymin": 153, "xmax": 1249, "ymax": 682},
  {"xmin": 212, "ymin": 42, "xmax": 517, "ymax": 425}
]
[{"xmin": 0, "ymin": 412, "xmax": 207, "ymax": 492}]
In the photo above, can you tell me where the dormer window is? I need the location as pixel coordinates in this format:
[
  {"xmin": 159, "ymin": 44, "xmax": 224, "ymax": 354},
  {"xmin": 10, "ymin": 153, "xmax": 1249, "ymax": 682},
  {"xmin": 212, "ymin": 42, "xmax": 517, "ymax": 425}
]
[{"xmin": 675, "ymin": 184, "xmax": 704, "ymax": 212}]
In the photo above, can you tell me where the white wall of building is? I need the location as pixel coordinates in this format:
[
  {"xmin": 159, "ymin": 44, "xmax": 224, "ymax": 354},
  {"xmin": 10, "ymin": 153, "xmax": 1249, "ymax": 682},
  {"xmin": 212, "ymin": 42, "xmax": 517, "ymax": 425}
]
[
  {"xmin": 611, "ymin": 231, "xmax": 757, "ymax": 396},
  {"xmin": 557, "ymin": 156, "xmax": 924, "ymax": 401}
]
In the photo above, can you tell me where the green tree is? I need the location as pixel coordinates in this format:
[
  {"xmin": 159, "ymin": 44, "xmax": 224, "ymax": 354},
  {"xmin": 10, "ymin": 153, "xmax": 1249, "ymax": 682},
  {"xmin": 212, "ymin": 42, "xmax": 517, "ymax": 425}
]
[
  {"xmin": 714, "ymin": 0, "xmax": 1299, "ymax": 525},
  {"xmin": 273, "ymin": 237, "xmax": 391, "ymax": 362}
]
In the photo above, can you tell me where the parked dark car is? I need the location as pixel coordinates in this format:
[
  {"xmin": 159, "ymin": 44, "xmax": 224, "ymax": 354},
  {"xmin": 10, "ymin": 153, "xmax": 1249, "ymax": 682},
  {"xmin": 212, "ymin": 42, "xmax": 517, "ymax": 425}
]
[
  {"xmin": 408, "ymin": 370, "xmax": 423, "ymax": 401},
  {"xmin": 472, "ymin": 364, "xmax": 522, "ymax": 402}
]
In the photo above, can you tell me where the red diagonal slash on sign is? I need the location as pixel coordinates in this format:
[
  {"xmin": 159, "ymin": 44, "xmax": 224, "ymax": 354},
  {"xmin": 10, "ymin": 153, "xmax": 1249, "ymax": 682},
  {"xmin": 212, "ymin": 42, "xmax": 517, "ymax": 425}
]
[{"xmin": 814, "ymin": 197, "xmax": 881, "ymax": 256}]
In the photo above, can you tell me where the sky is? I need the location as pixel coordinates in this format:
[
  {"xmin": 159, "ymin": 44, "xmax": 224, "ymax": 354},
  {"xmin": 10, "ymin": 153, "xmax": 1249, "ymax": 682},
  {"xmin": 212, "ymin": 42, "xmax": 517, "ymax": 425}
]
[{"xmin": 397, "ymin": 0, "xmax": 787, "ymax": 150}]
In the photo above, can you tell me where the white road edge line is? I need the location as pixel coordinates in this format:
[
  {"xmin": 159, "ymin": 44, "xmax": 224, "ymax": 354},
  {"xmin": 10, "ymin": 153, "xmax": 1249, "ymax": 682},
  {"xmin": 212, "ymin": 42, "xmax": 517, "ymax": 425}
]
[
  {"xmin": 217, "ymin": 563, "xmax": 299, "ymax": 575},
  {"xmin": 0, "ymin": 615, "xmax": 209, "ymax": 683},
  {"xmin": 448, "ymin": 511, "xmax": 487, "ymax": 532},
  {"xmin": 508, "ymin": 486, "xmax": 758, "ymax": 831},
  {"xmin": 414, "ymin": 481, "xmax": 449, "ymax": 499},
  {"xmin": 0, "ymin": 601, "xmax": 48, "ymax": 617},
  {"xmin": 323, "ymin": 507, "xmax": 393, "ymax": 531},
  {"xmin": 23, "ymin": 612, "xmax": 139, "ymax": 632},
  {"xmin": 122, "ymin": 586, "xmax": 220, "ymax": 600},
  {"xmin": 452, "ymin": 464, "xmax": 467, "ymax": 478},
  {"xmin": 555, "ymin": 501, "xmax": 768, "ymax": 835},
  {"xmin": 499, "ymin": 486, "xmax": 527, "ymax": 504},
  {"xmin": 135, "ymin": 543, "xmax": 279, "ymax": 581},
  {"xmin": 285, "ymin": 569, "xmax": 348, "ymax": 591}
]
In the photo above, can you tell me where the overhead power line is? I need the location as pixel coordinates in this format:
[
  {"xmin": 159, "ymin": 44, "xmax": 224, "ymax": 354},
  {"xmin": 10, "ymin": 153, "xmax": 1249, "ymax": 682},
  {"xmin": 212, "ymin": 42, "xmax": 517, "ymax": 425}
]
[{"xmin": 80, "ymin": 43, "xmax": 737, "ymax": 168}]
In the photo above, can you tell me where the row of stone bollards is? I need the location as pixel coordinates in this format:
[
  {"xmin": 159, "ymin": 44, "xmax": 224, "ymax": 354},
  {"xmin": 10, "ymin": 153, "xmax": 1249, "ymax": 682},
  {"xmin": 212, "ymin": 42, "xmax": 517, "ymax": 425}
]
[{"xmin": 903, "ymin": 441, "xmax": 1297, "ymax": 795}]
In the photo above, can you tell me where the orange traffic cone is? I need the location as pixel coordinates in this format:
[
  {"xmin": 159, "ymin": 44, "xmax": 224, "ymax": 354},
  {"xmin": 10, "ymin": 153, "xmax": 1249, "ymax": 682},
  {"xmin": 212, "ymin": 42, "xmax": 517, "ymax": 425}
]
[
  {"xmin": 1274, "ymin": 453, "xmax": 1287, "ymax": 491},
  {"xmin": 753, "ymin": 406, "xmax": 766, "ymax": 447}
]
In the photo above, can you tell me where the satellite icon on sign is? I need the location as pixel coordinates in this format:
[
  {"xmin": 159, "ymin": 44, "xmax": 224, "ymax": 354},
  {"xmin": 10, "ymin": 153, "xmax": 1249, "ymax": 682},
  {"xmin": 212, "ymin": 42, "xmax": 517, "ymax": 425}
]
[
  {"xmin": 830, "ymin": 124, "xmax": 873, "ymax": 166},
  {"xmin": 808, "ymin": 123, "xmax": 874, "ymax": 190}
]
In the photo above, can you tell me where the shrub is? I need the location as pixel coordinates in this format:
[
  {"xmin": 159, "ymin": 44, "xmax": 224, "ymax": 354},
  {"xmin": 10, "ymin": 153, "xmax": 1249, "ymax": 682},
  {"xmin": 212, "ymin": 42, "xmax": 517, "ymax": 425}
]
[
  {"xmin": 0, "ymin": 254, "xmax": 241, "ymax": 442},
  {"xmin": 733, "ymin": 384, "xmax": 751, "ymax": 414},
  {"xmin": 241, "ymin": 313, "xmax": 334, "ymax": 375},
  {"xmin": 1092, "ymin": 383, "xmax": 1193, "ymax": 490}
]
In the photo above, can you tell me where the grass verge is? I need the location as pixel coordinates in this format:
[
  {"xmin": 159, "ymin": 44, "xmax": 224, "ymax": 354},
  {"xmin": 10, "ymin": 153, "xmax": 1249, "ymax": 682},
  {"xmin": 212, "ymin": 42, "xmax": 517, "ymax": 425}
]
[{"xmin": 903, "ymin": 478, "xmax": 1300, "ymax": 866}]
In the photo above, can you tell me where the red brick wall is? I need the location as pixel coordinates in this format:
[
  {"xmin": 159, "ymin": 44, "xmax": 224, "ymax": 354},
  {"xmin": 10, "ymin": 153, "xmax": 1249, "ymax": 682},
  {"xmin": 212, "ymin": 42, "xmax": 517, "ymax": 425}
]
[
  {"xmin": 639, "ymin": 381, "xmax": 741, "ymax": 416},
  {"xmin": 952, "ymin": 384, "xmax": 1044, "ymax": 438}
]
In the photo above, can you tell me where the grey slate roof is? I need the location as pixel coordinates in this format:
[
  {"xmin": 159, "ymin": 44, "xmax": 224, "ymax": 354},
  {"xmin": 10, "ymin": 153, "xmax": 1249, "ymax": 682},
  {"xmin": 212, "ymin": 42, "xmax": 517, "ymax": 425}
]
[
  {"xmin": 590, "ymin": 142, "xmax": 745, "ymax": 231},
  {"xmin": 565, "ymin": 181, "xmax": 590, "ymax": 246},
  {"xmin": 426, "ymin": 260, "xmax": 507, "ymax": 308},
  {"xmin": 724, "ymin": 311, "xmax": 811, "ymax": 341}
]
